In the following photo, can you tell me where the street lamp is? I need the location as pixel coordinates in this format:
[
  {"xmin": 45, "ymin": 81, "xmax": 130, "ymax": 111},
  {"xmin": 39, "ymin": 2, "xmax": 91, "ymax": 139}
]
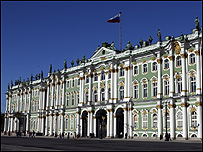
[{"xmin": 165, "ymin": 101, "xmax": 169, "ymax": 141}]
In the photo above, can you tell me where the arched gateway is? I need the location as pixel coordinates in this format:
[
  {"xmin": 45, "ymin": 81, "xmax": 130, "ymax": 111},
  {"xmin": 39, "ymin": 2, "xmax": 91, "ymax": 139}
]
[
  {"xmin": 116, "ymin": 108, "xmax": 124, "ymax": 138},
  {"xmin": 96, "ymin": 109, "xmax": 107, "ymax": 139},
  {"xmin": 82, "ymin": 111, "xmax": 88, "ymax": 137}
]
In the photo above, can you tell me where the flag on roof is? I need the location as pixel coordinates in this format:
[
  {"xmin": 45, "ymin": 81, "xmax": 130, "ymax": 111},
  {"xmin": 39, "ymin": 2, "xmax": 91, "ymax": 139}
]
[{"xmin": 107, "ymin": 13, "xmax": 121, "ymax": 23}]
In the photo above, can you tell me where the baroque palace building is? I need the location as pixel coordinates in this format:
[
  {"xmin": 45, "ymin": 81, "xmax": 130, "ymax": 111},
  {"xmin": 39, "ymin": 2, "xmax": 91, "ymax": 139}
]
[{"xmin": 4, "ymin": 24, "xmax": 202, "ymax": 140}]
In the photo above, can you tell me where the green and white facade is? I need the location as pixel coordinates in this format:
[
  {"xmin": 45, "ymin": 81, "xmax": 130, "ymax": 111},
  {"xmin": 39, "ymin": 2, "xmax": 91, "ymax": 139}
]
[{"xmin": 4, "ymin": 28, "xmax": 202, "ymax": 140}]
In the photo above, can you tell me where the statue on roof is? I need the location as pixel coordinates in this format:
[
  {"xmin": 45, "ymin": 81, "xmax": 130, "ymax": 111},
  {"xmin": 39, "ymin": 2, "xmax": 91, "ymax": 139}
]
[
  {"xmin": 31, "ymin": 73, "xmax": 33, "ymax": 81},
  {"xmin": 49, "ymin": 64, "xmax": 52, "ymax": 73},
  {"xmin": 125, "ymin": 41, "xmax": 134, "ymax": 50},
  {"xmin": 148, "ymin": 36, "xmax": 153, "ymax": 45},
  {"xmin": 108, "ymin": 41, "xmax": 116, "ymax": 50},
  {"xmin": 15, "ymin": 80, "xmax": 17, "ymax": 85},
  {"xmin": 171, "ymin": 35, "xmax": 175, "ymax": 41},
  {"xmin": 64, "ymin": 60, "xmax": 67, "ymax": 69},
  {"xmin": 19, "ymin": 77, "xmax": 21, "ymax": 83},
  {"xmin": 139, "ymin": 38, "xmax": 143, "ymax": 47},
  {"xmin": 8, "ymin": 83, "xmax": 10, "ymax": 89},
  {"xmin": 157, "ymin": 29, "xmax": 162, "ymax": 42},
  {"xmin": 11, "ymin": 80, "xmax": 13, "ymax": 87},
  {"xmin": 41, "ymin": 71, "xmax": 43, "ymax": 79},
  {"xmin": 81, "ymin": 55, "xmax": 85, "ymax": 63},
  {"xmin": 76, "ymin": 58, "xmax": 80, "ymax": 65},
  {"xmin": 180, "ymin": 32, "xmax": 184, "ymax": 42},
  {"xmin": 35, "ymin": 74, "xmax": 38, "ymax": 80},
  {"xmin": 195, "ymin": 16, "xmax": 200, "ymax": 31},
  {"xmin": 71, "ymin": 60, "xmax": 74, "ymax": 67},
  {"xmin": 38, "ymin": 74, "xmax": 40, "ymax": 79}
]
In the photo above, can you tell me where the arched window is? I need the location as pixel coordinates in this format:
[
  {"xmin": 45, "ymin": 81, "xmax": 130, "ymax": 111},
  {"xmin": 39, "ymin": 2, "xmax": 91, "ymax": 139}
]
[
  {"xmin": 189, "ymin": 53, "xmax": 195, "ymax": 64},
  {"xmin": 94, "ymin": 73, "xmax": 98, "ymax": 81},
  {"xmin": 86, "ymin": 75, "xmax": 89, "ymax": 83},
  {"xmin": 134, "ymin": 114, "xmax": 138, "ymax": 128},
  {"xmin": 101, "ymin": 71, "xmax": 105, "ymax": 80},
  {"xmin": 191, "ymin": 111, "xmax": 197, "ymax": 127},
  {"xmin": 152, "ymin": 62, "xmax": 157, "ymax": 71},
  {"xmin": 77, "ymin": 93, "xmax": 79, "ymax": 105},
  {"xmin": 66, "ymin": 94, "xmax": 69, "ymax": 106},
  {"xmin": 108, "ymin": 88, "xmax": 111, "ymax": 100},
  {"xmin": 108, "ymin": 70, "xmax": 111, "ymax": 79},
  {"xmin": 134, "ymin": 66, "xmax": 138, "ymax": 75},
  {"xmin": 143, "ymin": 64, "xmax": 147, "ymax": 73},
  {"xmin": 164, "ymin": 59, "xmax": 169, "ymax": 69},
  {"xmin": 177, "ymin": 78, "xmax": 182, "ymax": 94},
  {"xmin": 143, "ymin": 83, "xmax": 148, "ymax": 98},
  {"xmin": 190, "ymin": 76, "xmax": 196, "ymax": 93},
  {"xmin": 142, "ymin": 113, "xmax": 148, "ymax": 128},
  {"xmin": 152, "ymin": 82, "xmax": 157, "ymax": 97},
  {"xmin": 164, "ymin": 80, "xmax": 169, "ymax": 95},
  {"xmin": 120, "ymin": 86, "xmax": 124, "ymax": 101},
  {"xmin": 85, "ymin": 91, "xmax": 88, "ymax": 104},
  {"xmin": 94, "ymin": 90, "xmax": 98, "ymax": 102},
  {"xmin": 134, "ymin": 85, "xmax": 138, "ymax": 99},
  {"xmin": 120, "ymin": 67, "xmax": 124, "ymax": 77},
  {"xmin": 70, "ymin": 115, "xmax": 74, "ymax": 130},
  {"xmin": 71, "ymin": 93, "xmax": 74, "ymax": 106},
  {"xmin": 177, "ymin": 111, "xmax": 183, "ymax": 128},
  {"xmin": 176, "ymin": 56, "xmax": 182, "ymax": 66},
  {"xmin": 72, "ymin": 79, "xmax": 75, "ymax": 87},
  {"xmin": 65, "ymin": 118, "xmax": 68, "ymax": 130},
  {"xmin": 101, "ymin": 88, "xmax": 105, "ymax": 102},
  {"xmin": 152, "ymin": 113, "xmax": 157, "ymax": 128}
]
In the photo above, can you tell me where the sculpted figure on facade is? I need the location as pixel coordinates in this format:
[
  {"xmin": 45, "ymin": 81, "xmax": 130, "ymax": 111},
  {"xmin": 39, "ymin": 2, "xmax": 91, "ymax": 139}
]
[
  {"xmin": 108, "ymin": 41, "xmax": 116, "ymax": 50},
  {"xmin": 81, "ymin": 55, "xmax": 86, "ymax": 63},
  {"xmin": 49, "ymin": 64, "xmax": 52, "ymax": 73},
  {"xmin": 157, "ymin": 29, "xmax": 162, "ymax": 42},
  {"xmin": 41, "ymin": 71, "xmax": 43, "ymax": 79},
  {"xmin": 64, "ymin": 60, "xmax": 67, "ymax": 69},
  {"xmin": 71, "ymin": 60, "xmax": 74, "ymax": 67},
  {"xmin": 11, "ymin": 80, "xmax": 13, "ymax": 87},
  {"xmin": 148, "ymin": 36, "xmax": 153, "ymax": 45},
  {"xmin": 31, "ymin": 74, "xmax": 33, "ymax": 82},
  {"xmin": 125, "ymin": 41, "xmax": 134, "ymax": 50},
  {"xmin": 179, "ymin": 32, "xmax": 184, "ymax": 42},
  {"xmin": 139, "ymin": 38, "xmax": 143, "ymax": 47},
  {"xmin": 76, "ymin": 58, "xmax": 80, "ymax": 65},
  {"xmin": 195, "ymin": 16, "xmax": 200, "ymax": 31}
]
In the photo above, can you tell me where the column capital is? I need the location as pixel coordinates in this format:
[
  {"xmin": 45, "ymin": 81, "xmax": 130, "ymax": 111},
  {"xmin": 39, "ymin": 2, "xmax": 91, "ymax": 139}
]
[
  {"xmin": 181, "ymin": 102, "xmax": 190, "ymax": 107},
  {"xmin": 195, "ymin": 101, "xmax": 202, "ymax": 106},
  {"xmin": 157, "ymin": 58, "xmax": 162, "ymax": 64},
  {"xmin": 156, "ymin": 105, "xmax": 163, "ymax": 109},
  {"xmin": 169, "ymin": 104, "xmax": 176, "ymax": 108},
  {"xmin": 194, "ymin": 50, "xmax": 200, "ymax": 55}
]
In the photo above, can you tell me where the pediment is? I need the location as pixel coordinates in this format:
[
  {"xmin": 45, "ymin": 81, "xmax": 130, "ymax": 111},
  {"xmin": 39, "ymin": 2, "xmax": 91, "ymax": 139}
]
[{"xmin": 89, "ymin": 47, "xmax": 117, "ymax": 61}]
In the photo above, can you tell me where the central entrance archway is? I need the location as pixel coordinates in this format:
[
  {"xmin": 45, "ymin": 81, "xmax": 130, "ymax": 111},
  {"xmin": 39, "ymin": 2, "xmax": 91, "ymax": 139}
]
[
  {"xmin": 116, "ymin": 108, "xmax": 124, "ymax": 138},
  {"xmin": 82, "ymin": 111, "xmax": 88, "ymax": 137},
  {"xmin": 96, "ymin": 109, "xmax": 107, "ymax": 139}
]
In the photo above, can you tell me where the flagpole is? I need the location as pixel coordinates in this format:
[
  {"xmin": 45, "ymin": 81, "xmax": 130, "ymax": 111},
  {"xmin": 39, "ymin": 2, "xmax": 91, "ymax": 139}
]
[{"xmin": 120, "ymin": 12, "xmax": 122, "ymax": 52}]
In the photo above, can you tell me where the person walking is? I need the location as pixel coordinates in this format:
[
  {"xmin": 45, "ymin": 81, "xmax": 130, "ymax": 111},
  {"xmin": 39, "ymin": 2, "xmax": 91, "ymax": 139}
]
[
  {"xmin": 32, "ymin": 130, "xmax": 35, "ymax": 138},
  {"xmin": 67, "ymin": 132, "xmax": 70, "ymax": 140}
]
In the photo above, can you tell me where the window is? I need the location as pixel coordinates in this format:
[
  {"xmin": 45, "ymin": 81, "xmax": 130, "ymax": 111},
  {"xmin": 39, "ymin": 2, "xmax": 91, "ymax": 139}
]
[
  {"xmin": 108, "ymin": 71, "xmax": 111, "ymax": 79},
  {"xmin": 134, "ymin": 114, "xmax": 138, "ymax": 128},
  {"xmin": 66, "ymin": 95, "xmax": 69, "ymax": 106},
  {"xmin": 94, "ymin": 90, "xmax": 98, "ymax": 102},
  {"xmin": 70, "ymin": 115, "xmax": 74, "ymax": 130},
  {"xmin": 165, "ymin": 113, "xmax": 170, "ymax": 129},
  {"xmin": 108, "ymin": 88, "xmax": 111, "ymax": 100},
  {"xmin": 120, "ymin": 67, "xmax": 124, "ymax": 77},
  {"xmin": 94, "ymin": 73, "xmax": 98, "ymax": 81},
  {"xmin": 142, "ymin": 113, "xmax": 148, "ymax": 128},
  {"xmin": 101, "ymin": 71, "xmax": 105, "ymax": 80},
  {"xmin": 176, "ymin": 56, "xmax": 181, "ymax": 66},
  {"xmin": 134, "ymin": 85, "xmax": 138, "ymax": 99},
  {"xmin": 152, "ymin": 114, "xmax": 157, "ymax": 128},
  {"xmin": 67, "ymin": 81, "xmax": 69, "ymax": 88},
  {"xmin": 65, "ymin": 118, "xmax": 68, "ymax": 129},
  {"xmin": 85, "ymin": 91, "xmax": 88, "ymax": 104},
  {"xmin": 72, "ymin": 79, "xmax": 75, "ymax": 87},
  {"xmin": 71, "ymin": 93, "xmax": 74, "ymax": 106},
  {"xmin": 86, "ymin": 76, "xmax": 89, "ymax": 83},
  {"xmin": 177, "ymin": 78, "xmax": 182, "ymax": 94},
  {"xmin": 177, "ymin": 112, "xmax": 183, "ymax": 128},
  {"xmin": 143, "ymin": 64, "xmax": 147, "ymax": 73},
  {"xmin": 152, "ymin": 62, "xmax": 157, "ymax": 71},
  {"xmin": 152, "ymin": 82, "xmax": 157, "ymax": 97},
  {"xmin": 189, "ymin": 54, "xmax": 195, "ymax": 64},
  {"xmin": 191, "ymin": 111, "xmax": 197, "ymax": 127},
  {"xmin": 77, "ymin": 94, "xmax": 79, "ymax": 105},
  {"xmin": 120, "ymin": 86, "xmax": 124, "ymax": 101},
  {"xmin": 164, "ymin": 80, "xmax": 169, "ymax": 95},
  {"xmin": 77, "ymin": 79, "xmax": 80, "ymax": 85},
  {"xmin": 190, "ymin": 76, "xmax": 196, "ymax": 93},
  {"xmin": 101, "ymin": 88, "xmax": 105, "ymax": 102},
  {"xmin": 143, "ymin": 84, "xmax": 148, "ymax": 98},
  {"xmin": 134, "ymin": 66, "xmax": 138, "ymax": 75},
  {"xmin": 164, "ymin": 59, "xmax": 169, "ymax": 69}
]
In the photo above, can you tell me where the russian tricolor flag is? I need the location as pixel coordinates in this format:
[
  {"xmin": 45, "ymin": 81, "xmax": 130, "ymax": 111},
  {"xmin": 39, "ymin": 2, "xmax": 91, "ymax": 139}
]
[{"xmin": 107, "ymin": 13, "xmax": 121, "ymax": 23}]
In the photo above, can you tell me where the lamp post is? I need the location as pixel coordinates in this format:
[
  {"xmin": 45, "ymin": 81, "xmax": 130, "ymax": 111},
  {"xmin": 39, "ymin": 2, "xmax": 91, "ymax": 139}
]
[{"xmin": 165, "ymin": 101, "xmax": 169, "ymax": 141}]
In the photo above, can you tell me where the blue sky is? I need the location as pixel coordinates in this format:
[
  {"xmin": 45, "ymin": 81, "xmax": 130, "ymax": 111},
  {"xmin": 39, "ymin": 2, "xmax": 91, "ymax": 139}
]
[{"xmin": 1, "ymin": 1, "xmax": 202, "ymax": 113}]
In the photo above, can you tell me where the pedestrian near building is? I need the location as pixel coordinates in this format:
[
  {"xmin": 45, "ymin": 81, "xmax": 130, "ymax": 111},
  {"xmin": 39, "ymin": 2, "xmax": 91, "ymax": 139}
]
[{"xmin": 32, "ymin": 130, "xmax": 35, "ymax": 138}]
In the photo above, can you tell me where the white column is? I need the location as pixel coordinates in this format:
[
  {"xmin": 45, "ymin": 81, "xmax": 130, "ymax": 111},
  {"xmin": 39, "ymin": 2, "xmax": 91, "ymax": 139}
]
[
  {"xmin": 128, "ymin": 66, "xmax": 132, "ymax": 99},
  {"xmin": 169, "ymin": 55, "xmax": 174, "ymax": 97},
  {"xmin": 105, "ymin": 71, "xmax": 108, "ymax": 104},
  {"xmin": 41, "ymin": 114, "xmax": 45, "ymax": 134},
  {"xmin": 14, "ymin": 117, "xmax": 18, "ymax": 132},
  {"xmin": 39, "ymin": 88, "xmax": 43, "ymax": 110},
  {"xmin": 93, "ymin": 116, "xmax": 96, "ymax": 137},
  {"xmin": 79, "ymin": 74, "xmax": 85, "ymax": 105},
  {"xmin": 17, "ymin": 92, "xmax": 20, "ymax": 112},
  {"xmin": 180, "ymin": 52, "xmax": 187, "ymax": 96},
  {"xmin": 10, "ymin": 116, "xmax": 13, "ymax": 132},
  {"xmin": 56, "ymin": 82, "xmax": 60, "ymax": 109},
  {"xmin": 42, "ymin": 89, "xmax": 46, "ymax": 110},
  {"xmin": 114, "ymin": 115, "xmax": 117, "ymax": 137},
  {"xmin": 50, "ymin": 112, "xmax": 53, "ymax": 136},
  {"xmin": 195, "ymin": 50, "xmax": 201, "ymax": 94},
  {"xmin": 4, "ymin": 116, "xmax": 8, "ymax": 133},
  {"xmin": 123, "ymin": 107, "xmax": 128, "ymax": 137},
  {"xmin": 76, "ymin": 110, "xmax": 80, "ymax": 136},
  {"xmin": 20, "ymin": 91, "xmax": 23, "ymax": 112},
  {"xmin": 54, "ymin": 113, "xmax": 58, "ymax": 135},
  {"xmin": 196, "ymin": 100, "xmax": 202, "ymax": 139},
  {"xmin": 88, "ymin": 73, "xmax": 93, "ymax": 105},
  {"xmin": 114, "ymin": 67, "xmax": 118, "ymax": 103},
  {"xmin": 60, "ymin": 111, "xmax": 64, "ymax": 135},
  {"xmin": 37, "ymin": 113, "xmax": 40, "ymax": 132},
  {"xmin": 87, "ymin": 111, "xmax": 90, "ymax": 136},
  {"xmin": 80, "ymin": 117, "xmax": 82, "ymax": 136},
  {"xmin": 51, "ymin": 82, "xmax": 55, "ymax": 109},
  {"xmin": 89, "ymin": 111, "xmax": 93, "ymax": 135},
  {"xmin": 62, "ymin": 79, "xmax": 66, "ymax": 108},
  {"xmin": 169, "ymin": 99, "xmax": 176, "ymax": 140},
  {"xmin": 157, "ymin": 100, "xmax": 163, "ymax": 139},
  {"xmin": 124, "ymin": 67, "xmax": 128, "ymax": 101},
  {"xmin": 109, "ymin": 109, "xmax": 114, "ymax": 137},
  {"xmin": 106, "ymin": 110, "xmax": 110, "ymax": 137},
  {"xmin": 181, "ymin": 98, "xmax": 188, "ymax": 139},
  {"xmin": 110, "ymin": 69, "xmax": 114, "ymax": 103},
  {"xmin": 98, "ymin": 73, "xmax": 101, "ymax": 103},
  {"xmin": 157, "ymin": 54, "xmax": 163, "ymax": 99},
  {"xmin": 129, "ymin": 107, "xmax": 133, "ymax": 138},
  {"xmin": 45, "ymin": 112, "xmax": 49, "ymax": 136},
  {"xmin": 24, "ymin": 90, "xmax": 27, "ymax": 112}
]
